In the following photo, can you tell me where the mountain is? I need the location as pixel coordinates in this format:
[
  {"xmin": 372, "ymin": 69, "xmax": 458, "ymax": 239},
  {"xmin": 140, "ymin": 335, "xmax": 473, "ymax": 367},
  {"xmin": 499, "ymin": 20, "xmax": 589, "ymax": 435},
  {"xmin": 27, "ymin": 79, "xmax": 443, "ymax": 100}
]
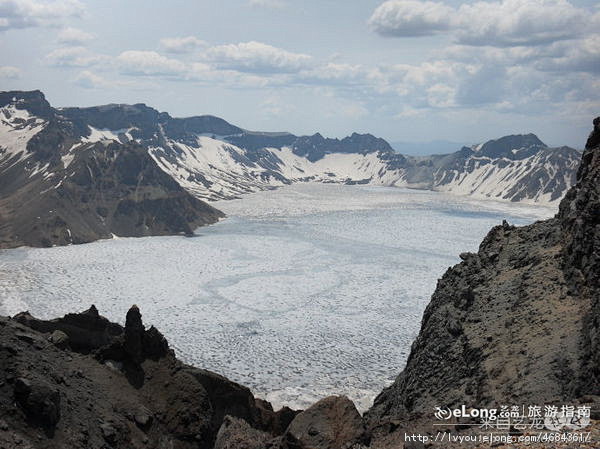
[
  {"xmin": 364, "ymin": 117, "xmax": 600, "ymax": 446},
  {"xmin": 0, "ymin": 90, "xmax": 581, "ymax": 248},
  {"xmin": 0, "ymin": 91, "xmax": 223, "ymax": 248},
  {"xmin": 1, "ymin": 118, "xmax": 598, "ymax": 448}
]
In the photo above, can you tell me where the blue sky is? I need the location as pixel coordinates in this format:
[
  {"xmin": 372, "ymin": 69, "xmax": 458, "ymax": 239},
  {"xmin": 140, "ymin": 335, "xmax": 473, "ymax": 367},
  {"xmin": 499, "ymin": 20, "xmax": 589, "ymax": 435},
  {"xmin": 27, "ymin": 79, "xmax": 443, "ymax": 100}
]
[{"xmin": 0, "ymin": 0, "xmax": 598, "ymax": 149}]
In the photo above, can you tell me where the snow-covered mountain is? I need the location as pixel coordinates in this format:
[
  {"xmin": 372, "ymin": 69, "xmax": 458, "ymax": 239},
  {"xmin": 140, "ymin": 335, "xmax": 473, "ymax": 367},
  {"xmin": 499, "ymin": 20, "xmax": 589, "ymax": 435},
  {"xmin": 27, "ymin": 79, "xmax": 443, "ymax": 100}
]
[
  {"xmin": 150, "ymin": 132, "xmax": 579, "ymax": 204},
  {"xmin": 0, "ymin": 90, "xmax": 581, "ymax": 247}
]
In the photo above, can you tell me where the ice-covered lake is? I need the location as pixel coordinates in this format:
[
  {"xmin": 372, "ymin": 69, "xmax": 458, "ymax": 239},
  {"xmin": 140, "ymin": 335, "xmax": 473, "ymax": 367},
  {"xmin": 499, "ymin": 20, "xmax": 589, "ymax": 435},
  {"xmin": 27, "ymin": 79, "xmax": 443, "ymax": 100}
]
[{"xmin": 0, "ymin": 184, "xmax": 555, "ymax": 411}]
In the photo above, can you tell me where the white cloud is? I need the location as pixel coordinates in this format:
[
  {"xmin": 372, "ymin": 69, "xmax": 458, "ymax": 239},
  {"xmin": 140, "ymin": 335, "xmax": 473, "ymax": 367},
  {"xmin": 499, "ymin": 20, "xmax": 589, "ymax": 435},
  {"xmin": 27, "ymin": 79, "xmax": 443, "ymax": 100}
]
[
  {"xmin": 57, "ymin": 26, "xmax": 93, "ymax": 44},
  {"xmin": 249, "ymin": 0, "xmax": 285, "ymax": 9},
  {"xmin": 159, "ymin": 36, "xmax": 207, "ymax": 54},
  {"xmin": 369, "ymin": 0, "xmax": 453, "ymax": 37},
  {"xmin": 455, "ymin": 0, "xmax": 587, "ymax": 47},
  {"xmin": 0, "ymin": 0, "xmax": 84, "ymax": 31},
  {"xmin": 116, "ymin": 50, "xmax": 187, "ymax": 76},
  {"xmin": 46, "ymin": 46, "xmax": 107, "ymax": 67},
  {"xmin": 0, "ymin": 65, "xmax": 21, "ymax": 79},
  {"xmin": 369, "ymin": 0, "xmax": 591, "ymax": 47},
  {"xmin": 426, "ymin": 84, "xmax": 456, "ymax": 108},
  {"xmin": 205, "ymin": 41, "xmax": 311, "ymax": 73},
  {"xmin": 534, "ymin": 35, "xmax": 600, "ymax": 73}
]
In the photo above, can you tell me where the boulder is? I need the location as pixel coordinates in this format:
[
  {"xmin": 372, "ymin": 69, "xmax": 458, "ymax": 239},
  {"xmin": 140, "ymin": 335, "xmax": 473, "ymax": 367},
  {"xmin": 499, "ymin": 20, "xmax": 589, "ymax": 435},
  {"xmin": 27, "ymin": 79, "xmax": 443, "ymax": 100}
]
[
  {"xmin": 285, "ymin": 396, "xmax": 367, "ymax": 449},
  {"xmin": 214, "ymin": 416, "xmax": 272, "ymax": 449},
  {"xmin": 13, "ymin": 377, "xmax": 61, "ymax": 427},
  {"xmin": 48, "ymin": 330, "xmax": 69, "ymax": 349}
]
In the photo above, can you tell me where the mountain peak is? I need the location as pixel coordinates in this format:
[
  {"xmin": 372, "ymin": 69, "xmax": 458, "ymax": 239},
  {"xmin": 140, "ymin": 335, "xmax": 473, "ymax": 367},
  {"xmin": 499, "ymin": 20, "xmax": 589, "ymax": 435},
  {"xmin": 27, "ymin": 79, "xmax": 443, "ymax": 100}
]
[
  {"xmin": 0, "ymin": 89, "xmax": 54, "ymax": 119},
  {"xmin": 476, "ymin": 133, "xmax": 546, "ymax": 158}
]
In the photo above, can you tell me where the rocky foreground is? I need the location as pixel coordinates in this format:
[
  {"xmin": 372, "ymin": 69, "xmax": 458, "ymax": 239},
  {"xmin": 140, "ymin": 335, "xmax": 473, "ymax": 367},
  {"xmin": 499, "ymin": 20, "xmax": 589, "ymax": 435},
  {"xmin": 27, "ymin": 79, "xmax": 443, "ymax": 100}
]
[{"xmin": 1, "ymin": 118, "xmax": 599, "ymax": 449}]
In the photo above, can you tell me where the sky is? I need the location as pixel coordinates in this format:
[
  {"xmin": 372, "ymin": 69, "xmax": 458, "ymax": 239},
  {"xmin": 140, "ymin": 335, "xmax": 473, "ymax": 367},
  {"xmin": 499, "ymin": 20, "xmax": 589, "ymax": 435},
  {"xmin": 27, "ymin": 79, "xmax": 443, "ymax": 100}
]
[{"xmin": 0, "ymin": 0, "xmax": 598, "ymax": 150}]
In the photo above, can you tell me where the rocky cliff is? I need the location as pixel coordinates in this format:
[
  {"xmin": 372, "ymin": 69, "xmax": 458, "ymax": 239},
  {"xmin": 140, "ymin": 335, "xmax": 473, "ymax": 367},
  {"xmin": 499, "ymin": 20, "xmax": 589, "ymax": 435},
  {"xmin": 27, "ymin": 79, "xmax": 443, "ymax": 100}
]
[
  {"xmin": 1, "ymin": 306, "xmax": 305, "ymax": 449},
  {"xmin": 365, "ymin": 117, "xmax": 600, "ymax": 444}
]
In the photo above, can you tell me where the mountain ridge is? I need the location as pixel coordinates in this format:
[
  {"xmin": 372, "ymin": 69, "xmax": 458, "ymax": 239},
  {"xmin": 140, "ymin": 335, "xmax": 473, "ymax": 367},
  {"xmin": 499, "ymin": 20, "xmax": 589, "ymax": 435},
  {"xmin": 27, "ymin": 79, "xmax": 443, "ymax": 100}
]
[{"xmin": 0, "ymin": 90, "xmax": 582, "ymax": 248}]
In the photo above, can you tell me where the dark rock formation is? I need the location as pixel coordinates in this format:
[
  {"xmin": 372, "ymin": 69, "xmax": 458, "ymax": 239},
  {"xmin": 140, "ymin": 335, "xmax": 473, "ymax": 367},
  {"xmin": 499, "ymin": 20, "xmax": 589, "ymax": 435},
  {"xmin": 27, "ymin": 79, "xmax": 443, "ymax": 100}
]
[
  {"xmin": 14, "ymin": 377, "xmax": 61, "ymax": 429},
  {"xmin": 214, "ymin": 416, "xmax": 273, "ymax": 449},
  {"xmin": 366, "ymin": 117, "xmax": 600, "ymax": 445},
  {"xmin": 14, "ymin": 305, "xmax": 122, "ymax": 353},
  {"xmin": 2, "ymin": 306, "xmax": 298, "ymax": 449}
]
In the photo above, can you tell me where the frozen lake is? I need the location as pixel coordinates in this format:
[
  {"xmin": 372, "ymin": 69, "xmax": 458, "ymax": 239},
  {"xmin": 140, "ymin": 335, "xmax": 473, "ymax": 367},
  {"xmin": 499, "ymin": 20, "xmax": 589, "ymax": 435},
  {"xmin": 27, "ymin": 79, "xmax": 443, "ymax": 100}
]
[{"xmin": 0, "ymin": 184, "xmax": 555, "ymax": 411}]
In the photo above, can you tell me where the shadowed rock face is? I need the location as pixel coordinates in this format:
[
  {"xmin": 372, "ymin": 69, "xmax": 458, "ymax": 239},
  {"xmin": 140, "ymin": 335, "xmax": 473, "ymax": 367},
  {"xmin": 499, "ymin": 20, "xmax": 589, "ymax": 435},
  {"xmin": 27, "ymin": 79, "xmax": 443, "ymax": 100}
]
[
  {"xmin": 366, "ymin": 118, "xmax": 600, "ymax": 433},
  {"xmin": 2, "ymin": 306, "xmax": 299, "ymax": 449}
]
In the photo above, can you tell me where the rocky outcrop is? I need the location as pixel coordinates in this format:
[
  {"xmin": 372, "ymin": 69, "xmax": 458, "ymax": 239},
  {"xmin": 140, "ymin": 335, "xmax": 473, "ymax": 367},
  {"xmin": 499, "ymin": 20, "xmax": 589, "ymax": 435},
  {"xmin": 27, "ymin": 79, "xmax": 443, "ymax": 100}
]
[
  {"xmin": 13, "ymin": 305, "xmax": 122, "ymax": 352},
  {"xmin": 2, "ymin": 306, "xmax": 297, "ymax": 449},
  {"xmin": 285, "ymin": 396, "xmax": 368, "ymax": 449},
  {"xmin": 365, "ymin": 117, "xmax": 600, "ymax": 443}
]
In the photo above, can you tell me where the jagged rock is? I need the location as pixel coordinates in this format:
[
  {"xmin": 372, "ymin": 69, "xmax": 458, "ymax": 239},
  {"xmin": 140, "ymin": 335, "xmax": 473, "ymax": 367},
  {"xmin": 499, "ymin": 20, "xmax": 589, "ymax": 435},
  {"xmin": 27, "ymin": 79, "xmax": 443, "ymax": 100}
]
[
  {"xmin": 14, "ymin": 377, "xmax": 61, "ymax": 427},
  {"xmin": 143, "ymin": 325, "xmax": 170, "ymax": 360},
  {"xmin": 14, "ymin": 305, "xmax": 123, "ymax": 353},
  {"xmin": 214, "ymin": 416, "xmax": 272, "ymax": 449},
  {"xmin": 255, "ymin": 399, "xmax": 300, "ymax": 435},
  {"xmin": 366, "ymin": 118, "xmax": 600, "ymax": 446},
  {"xmin": 124, "ymin": 305, "xmax": 144, "ymax": 364},
  {"xmin": 285, "ymin": 396, "xmax": 367, "ymax": 449}
]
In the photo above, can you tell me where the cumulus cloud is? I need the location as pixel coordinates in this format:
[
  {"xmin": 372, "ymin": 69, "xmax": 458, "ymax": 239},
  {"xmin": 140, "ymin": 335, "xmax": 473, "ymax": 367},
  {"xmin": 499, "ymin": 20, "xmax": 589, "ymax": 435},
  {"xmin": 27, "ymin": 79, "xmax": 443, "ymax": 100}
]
[
  {"xmin": 0, "ymin": 65, "xmax": 21, "ymax": 79},
  {"xmin": 455, "ymin": 0, "xmax": 587, "ymax": 47},
  {"xmin": 0, "ymin": 0, "xmax": 84, "ymax": 31},
  {"xmin": 205, "ymin": 41, "xmax": 311, "ymax": 73},
  {"xmin": 369, "ymin": 0, "xmax": 590, "ymax": 47},
  {"xmin": 116, "ymin": 50, "xmax": 187, "ymax": 76},
  {"xmin": 46, "ymin": 46, "xmax": 107, "ymax": 67},
  {"xmin": 534, "ymin": 35, "xmax": 600, "ymax": 73},
  {"xmin": 160, "ymin": 36, "xmax": 207, "ymax": 54},
  {"xmin": 56, "ymin": 26, "xmax": 93, "ymax": 44},
  {"xmin": 368, "ymin": 0, "xmax": 453, "ymax": 37}
]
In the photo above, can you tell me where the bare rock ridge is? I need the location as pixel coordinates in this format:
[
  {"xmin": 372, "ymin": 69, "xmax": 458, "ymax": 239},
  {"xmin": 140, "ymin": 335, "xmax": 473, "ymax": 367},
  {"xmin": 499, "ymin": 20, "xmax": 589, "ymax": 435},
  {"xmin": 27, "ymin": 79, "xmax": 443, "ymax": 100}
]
[
  {"xmin": 365, "ymin": 117, "xmax": 600, "ymax": 444},
  {"xmin": 0, "ymin": 90, "xmax": 581, "ymax": 248}
]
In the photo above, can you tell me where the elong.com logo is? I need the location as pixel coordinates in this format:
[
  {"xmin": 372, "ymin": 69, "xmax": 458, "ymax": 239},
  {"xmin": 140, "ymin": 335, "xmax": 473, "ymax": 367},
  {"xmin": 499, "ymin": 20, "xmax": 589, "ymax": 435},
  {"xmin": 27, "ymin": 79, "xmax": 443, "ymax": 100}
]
[{"xmin": 435, "ymin": 406, "xmax": 498, "ymax": 420}]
